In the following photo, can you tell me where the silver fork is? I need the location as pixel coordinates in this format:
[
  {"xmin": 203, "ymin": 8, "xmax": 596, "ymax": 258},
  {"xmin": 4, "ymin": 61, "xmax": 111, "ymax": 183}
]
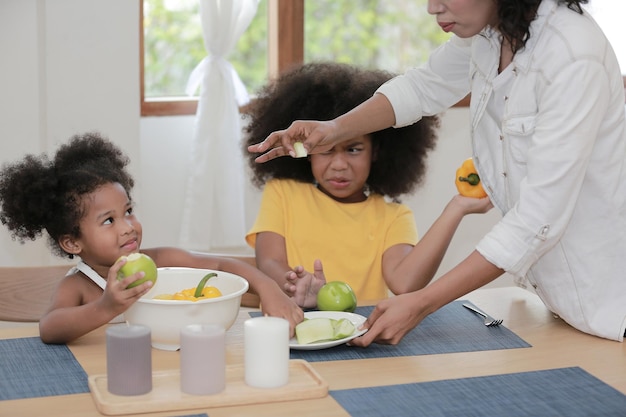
[{"xmin": 462, "ymin": 303, "xmax": 503, "ymax": 327}]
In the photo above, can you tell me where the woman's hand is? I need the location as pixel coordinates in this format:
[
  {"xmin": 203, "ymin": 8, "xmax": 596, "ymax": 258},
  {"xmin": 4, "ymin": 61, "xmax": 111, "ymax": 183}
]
[
  {"xmin": 248, "ymin": 120, "xmax": 339, "ymax": 163},
  {"xmin": 349, "ymin": 291, "xmax": 429, "ymax": 347},
  {"xmin": 284, "ymin": 259, "xmax": 327, "ymax": 308}
]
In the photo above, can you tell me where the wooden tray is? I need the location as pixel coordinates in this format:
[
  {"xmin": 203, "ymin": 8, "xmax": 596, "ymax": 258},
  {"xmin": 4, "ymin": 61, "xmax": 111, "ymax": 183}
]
[{"xmin": 88, "ymin": 359, "xmax": 328, "ymax": 415}]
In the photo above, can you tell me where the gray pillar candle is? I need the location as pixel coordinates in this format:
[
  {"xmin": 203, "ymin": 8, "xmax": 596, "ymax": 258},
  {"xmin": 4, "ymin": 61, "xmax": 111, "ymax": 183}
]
[
  {"xmin": 180, "ymin": 324, "xmax": 226, "ymax": 395},
  {"xmin": 106, "ymin": 324, "xmax": 152, "ymax": 396}
]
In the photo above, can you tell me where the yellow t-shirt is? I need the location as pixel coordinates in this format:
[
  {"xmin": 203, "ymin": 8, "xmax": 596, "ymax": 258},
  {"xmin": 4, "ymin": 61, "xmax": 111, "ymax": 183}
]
[{"xmin": 246, "ymin": 179, "xmax": 418, "ymax": 301}]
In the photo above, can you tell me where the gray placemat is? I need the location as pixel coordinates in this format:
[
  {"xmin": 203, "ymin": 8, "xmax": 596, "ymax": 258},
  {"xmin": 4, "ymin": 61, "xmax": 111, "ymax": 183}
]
[
  {"xmin": 0, "ymin": 337, "xmax": 89, "ymax": 400},
  {"xmin": 252, "ymin": 300, "xmax": 531, "ymax": 362},
  {"xmin": 330, "ymin": 367, "xmax": 626, "ymax": 417}
]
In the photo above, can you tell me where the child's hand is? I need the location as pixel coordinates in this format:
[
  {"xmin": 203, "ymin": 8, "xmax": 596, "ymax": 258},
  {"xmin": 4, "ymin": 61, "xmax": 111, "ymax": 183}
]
[
  {"xmin": 257, "ymin": 286, "xmax": 304, "ymax": 338},
  {"xmin": 101, "ymin": 257, "xmax": 154, "ymax": 316},
  {"xmin": 451, "ymin": 194, "xmax": 493, "ymax": 215},
  {"xmin": 283, "ymin": 259, "xmax": 327, "ymax": 308}
]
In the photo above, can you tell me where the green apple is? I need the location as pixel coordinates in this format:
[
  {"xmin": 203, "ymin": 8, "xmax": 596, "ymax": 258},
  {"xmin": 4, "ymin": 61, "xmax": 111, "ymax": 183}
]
[
  {"xmin": 317, "ymin": 281, "xmax": 357, "ymax": 312},
  {"xmin": 116, "ymin": 253, "xmax": 158, "ymax": 288}
]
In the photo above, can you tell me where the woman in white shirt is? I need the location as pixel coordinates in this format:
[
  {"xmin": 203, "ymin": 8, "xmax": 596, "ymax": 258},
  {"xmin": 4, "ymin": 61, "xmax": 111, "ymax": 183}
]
[{"xmin": 249, "ymin": 0, "xmax": 626, "ymax": 342}]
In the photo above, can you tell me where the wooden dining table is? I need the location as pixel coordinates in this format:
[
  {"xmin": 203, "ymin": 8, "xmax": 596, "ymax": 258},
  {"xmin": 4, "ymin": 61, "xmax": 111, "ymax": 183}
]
[{"xmin": 2, "ymin": 286, "xmax": 625, "ymax": 417}]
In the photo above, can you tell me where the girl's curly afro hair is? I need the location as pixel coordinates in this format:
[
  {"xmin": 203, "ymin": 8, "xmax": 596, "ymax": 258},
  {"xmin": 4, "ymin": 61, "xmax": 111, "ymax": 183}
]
[
  {"xmin": 0, "ymin": 132, "xmax": 134, "ymax": 258},
  {"xmin": 242, "ymin": 62, "xmax": 439, "ymax": 200}
]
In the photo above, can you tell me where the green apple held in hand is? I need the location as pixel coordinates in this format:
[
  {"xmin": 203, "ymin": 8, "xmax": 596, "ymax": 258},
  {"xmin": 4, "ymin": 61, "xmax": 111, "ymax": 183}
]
[
  {"xmin": 317, "ymin": 281, "xmax": 357, "ymax": 312},
  {"xmin": 116, "ymin": 253, "xmax": 158, "ymax": 288}
]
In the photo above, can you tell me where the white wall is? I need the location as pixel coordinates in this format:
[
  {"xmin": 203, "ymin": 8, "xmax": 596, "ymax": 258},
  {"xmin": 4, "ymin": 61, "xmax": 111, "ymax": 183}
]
[
  {"xmin": 1, "ymin": 0, "xmax": 513, "ymax": 286},
  {"xmin": 0, "ymin": 0, "xmax": 140, "ymax": 266}
]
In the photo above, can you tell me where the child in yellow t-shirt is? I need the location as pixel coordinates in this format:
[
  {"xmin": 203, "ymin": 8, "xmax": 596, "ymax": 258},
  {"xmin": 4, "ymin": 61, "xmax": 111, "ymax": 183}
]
[{"xmin": 244, "ymin": 62, "xmax": 491, "ymax": 308}]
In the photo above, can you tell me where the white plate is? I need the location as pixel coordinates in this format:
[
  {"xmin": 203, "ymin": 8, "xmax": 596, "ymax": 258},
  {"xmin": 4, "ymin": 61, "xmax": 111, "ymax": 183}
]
[{"xmin": 290, "ymin": 311, "xmax": 368, "ymax": 350}]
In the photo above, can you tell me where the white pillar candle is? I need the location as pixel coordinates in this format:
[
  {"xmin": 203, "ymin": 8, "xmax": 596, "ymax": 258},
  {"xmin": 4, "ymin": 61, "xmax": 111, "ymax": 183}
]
[
  {"xmin": 106, "ymin": 324, "xmax": 152, "ymax": 396},
  {"xmin": 244, "ymin": 316, "xmax": 290, "ymax": 388},
  {"xmin": 180, "ymin": 324, "xmax": 226, "ymax": 395}
]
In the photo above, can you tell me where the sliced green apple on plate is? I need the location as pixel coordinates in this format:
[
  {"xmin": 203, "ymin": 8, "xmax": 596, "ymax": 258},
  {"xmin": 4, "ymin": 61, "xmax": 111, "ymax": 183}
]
[{"xmin": 295, "ymin": 317, "xmax": 356, "ymax": 344}]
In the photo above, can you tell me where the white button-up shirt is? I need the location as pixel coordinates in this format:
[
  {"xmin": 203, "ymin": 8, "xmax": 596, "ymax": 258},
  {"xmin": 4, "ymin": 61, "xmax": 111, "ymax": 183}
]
[{"xmin": 378, "ymin": 0, "xmax": 626, "ymax": 341}]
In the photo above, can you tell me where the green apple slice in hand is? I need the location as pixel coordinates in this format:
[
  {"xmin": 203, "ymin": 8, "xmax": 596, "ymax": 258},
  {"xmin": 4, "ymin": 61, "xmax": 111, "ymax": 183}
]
[{"xmin": 293, "ymin": 141, "xmax": 307, "ymax": 158}]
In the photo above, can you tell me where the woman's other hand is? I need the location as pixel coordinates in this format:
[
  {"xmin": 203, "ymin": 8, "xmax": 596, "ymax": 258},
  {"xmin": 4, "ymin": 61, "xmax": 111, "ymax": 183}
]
[
  {"xmin": 350, "ymin": 291, "xmax": 428, "ymax": 347},
  {"xmin": 248, "ymin": 120, "xmax": 339, "ymax": 163}
]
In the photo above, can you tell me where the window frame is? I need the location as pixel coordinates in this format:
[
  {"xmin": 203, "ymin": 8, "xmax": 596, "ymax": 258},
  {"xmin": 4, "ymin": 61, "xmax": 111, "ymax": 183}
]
[
  {"xmin": 140, "ymin": 0, "xmax": 467, "ymax": 117},
  {"xmin": 140, "ymin": 0, "xmax": 304, "ymax": 117}
]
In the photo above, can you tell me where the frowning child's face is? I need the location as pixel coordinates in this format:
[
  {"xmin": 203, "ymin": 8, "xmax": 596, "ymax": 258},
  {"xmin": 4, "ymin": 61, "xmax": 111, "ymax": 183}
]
[{"xmin": 310, "ymin": 135, "xmax": 374, "ymax": 204}]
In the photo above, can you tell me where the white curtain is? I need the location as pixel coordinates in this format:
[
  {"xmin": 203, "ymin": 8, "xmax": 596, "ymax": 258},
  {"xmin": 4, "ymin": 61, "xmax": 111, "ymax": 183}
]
[{"xmin": 179, "ymin": 0, "xmax": 260, "ymax": 251}]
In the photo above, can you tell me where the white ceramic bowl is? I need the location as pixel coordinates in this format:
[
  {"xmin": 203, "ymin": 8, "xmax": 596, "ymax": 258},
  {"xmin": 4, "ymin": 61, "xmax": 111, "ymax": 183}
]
[{"xmin": 125, "ymin": 267, "xmax": 249, "ymax": 350}]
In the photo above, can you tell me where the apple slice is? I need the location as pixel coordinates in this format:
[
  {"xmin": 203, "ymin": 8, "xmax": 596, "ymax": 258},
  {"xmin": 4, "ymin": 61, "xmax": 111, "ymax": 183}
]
[
  {"xmin": 332, "ymin": 318, "xmax": 356, "ymax": 339},
  {"xmin": 293, "ymin": 141, "xmax": 307, "ymax": 158},
  {"xmin": 295, "ymin": 318, "xmax": 335, "ymax": 344},
  {"xmin": 295, "ymin": 317, "xmax": 356, "ymax": 344}
]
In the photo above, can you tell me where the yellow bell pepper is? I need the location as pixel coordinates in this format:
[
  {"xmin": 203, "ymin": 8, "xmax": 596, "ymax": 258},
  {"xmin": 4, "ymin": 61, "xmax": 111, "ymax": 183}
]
[
  {"xmin": 153, "ymin": 273, "xmax": 222, "ymax": 301},
  {"xmin": 175, "ymin": 286, "xmax": 222, "ymax": 301},
  {"xmin": 455, "ymin": 158, "xmax": 487, "ymax": 198},
  {"xmin": 158, "ymin": 286, "xmax": 222, "ymax": 301}
]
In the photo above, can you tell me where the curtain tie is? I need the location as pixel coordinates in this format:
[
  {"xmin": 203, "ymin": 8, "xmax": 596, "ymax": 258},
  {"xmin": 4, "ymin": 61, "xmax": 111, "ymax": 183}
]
[{"xmin": 185, "ymin": 56, "xmax": 250, "ymax": 106}]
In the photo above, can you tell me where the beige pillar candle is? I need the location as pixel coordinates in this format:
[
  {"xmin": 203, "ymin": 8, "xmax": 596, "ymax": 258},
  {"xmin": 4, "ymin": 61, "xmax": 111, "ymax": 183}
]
[{"xmin": 180, "ymin": 324, "xmax": 226, "ymax": 395}]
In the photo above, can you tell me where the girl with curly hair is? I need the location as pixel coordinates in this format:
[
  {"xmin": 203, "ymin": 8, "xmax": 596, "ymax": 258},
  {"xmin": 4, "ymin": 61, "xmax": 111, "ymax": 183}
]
[
  {"xmin": 249, "ymin": 1, "xmax": 626, "ymax": 343},
  {"xmin": 243, "ymin": 62, "xmax": 491, "ymax": 308},
  {"xmin": 0, "ymin": 132, "xmax": 303, "ymax": 344}
]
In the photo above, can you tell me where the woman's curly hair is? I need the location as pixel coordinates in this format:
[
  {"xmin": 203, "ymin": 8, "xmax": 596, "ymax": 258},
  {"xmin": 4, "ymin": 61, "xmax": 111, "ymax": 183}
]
[
  {"xmin": 242, "ymin": 62, "xmax": 439, "ymax": 200},
  {"xmin": 0, "ymin": 132, "xmax": 134, "ymax": 258},
  {"xmin": 498, "ymin": 0, "xmax": 588, "ymax": 53}
]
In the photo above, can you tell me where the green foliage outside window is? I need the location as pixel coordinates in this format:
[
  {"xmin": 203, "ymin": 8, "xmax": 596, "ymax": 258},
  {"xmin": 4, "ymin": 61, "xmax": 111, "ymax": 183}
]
[
  {"xmin": 304, "ymin": 0, "xmax": 450, "ymax": 71},
  {"xmin": 144, "ymin": 0, "xmax": 449, "ymax": 99}
]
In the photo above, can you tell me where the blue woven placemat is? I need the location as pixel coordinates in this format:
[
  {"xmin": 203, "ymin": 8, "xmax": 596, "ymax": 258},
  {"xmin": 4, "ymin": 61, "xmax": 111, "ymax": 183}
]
[
  {"xmin": 330, "ymin": 367, "xmax": 626, "ymax": 417},
  {"xmin": 252, "ymin": 300, "xmax": 530, "ymax": 362},
  {"xmin": 0, "ymin": 337, "xmax": 89, "ymax": 401}
]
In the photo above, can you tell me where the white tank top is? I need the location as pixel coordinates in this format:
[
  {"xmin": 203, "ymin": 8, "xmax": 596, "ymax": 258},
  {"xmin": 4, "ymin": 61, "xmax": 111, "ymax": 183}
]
[{"xmin": 67, "ymin": 261, "xmax": 125, "ymax": 323}]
